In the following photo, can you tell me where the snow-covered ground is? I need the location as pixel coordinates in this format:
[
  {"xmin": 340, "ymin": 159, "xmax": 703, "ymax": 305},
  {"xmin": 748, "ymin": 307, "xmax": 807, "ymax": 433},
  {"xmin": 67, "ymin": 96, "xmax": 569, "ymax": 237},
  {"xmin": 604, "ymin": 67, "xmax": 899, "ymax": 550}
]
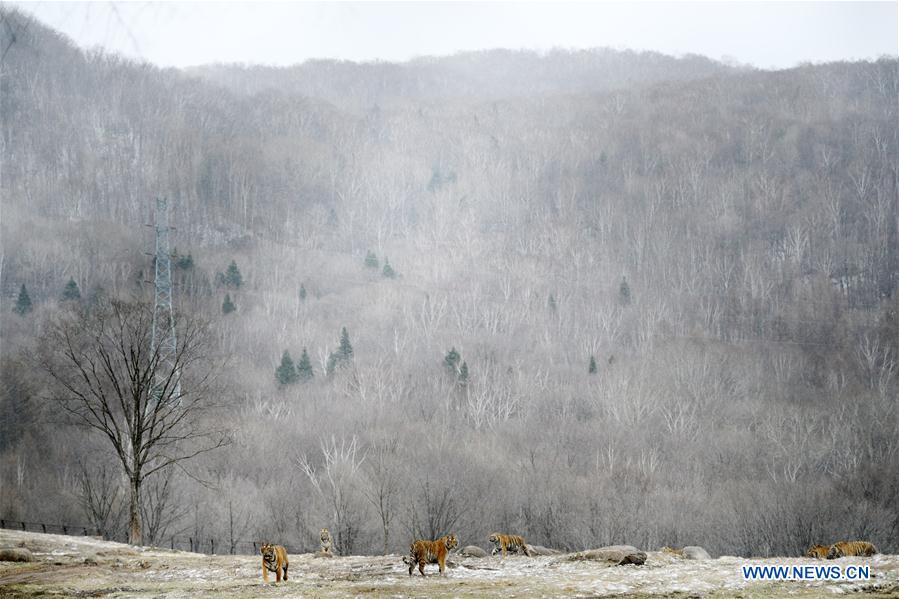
[{"xmin": 1, "ymin": 529, "xmax": 897, "ymax": 598}]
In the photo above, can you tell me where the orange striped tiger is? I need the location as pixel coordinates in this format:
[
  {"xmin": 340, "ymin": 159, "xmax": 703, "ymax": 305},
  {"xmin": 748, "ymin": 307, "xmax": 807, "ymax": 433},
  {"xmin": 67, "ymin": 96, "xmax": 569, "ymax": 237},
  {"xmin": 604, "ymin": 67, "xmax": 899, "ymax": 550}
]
[
  {"xmin": 489, "ymin": 532, "xmax": 533, "ymax": 557},
  {"xmin": 827, "ymin": 541, "xmax": 878, "ymax": 559},
  {"xmin": 402, "ymin": 534, "xmax": 458, "ymax": 576},
  {"xmin": 320, "ymin": 528, "xmax": 333, "ymax": 556},
  {"xmin": 260, "ymin": 542, "xmax": 288, "ymax": 582},
  {"xmin": 805, "ymin": 544, "xmax": 830, "ymax": 559}
]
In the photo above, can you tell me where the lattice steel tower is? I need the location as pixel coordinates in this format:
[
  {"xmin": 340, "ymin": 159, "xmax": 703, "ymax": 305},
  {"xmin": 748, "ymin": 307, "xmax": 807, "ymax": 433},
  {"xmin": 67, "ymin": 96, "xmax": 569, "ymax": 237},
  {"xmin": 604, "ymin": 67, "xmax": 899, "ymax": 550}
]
[{"xmin": 151, "ymin": 197, "xmax": 180, "ymax": 402}]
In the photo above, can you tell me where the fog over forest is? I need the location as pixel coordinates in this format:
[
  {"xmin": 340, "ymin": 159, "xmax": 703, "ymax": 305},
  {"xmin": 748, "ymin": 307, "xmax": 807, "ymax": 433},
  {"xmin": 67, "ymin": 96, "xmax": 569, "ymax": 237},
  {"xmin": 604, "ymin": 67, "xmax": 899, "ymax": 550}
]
[{"xmin": 0, "ymin": 6, "xmax": 897, "ymax": 559}]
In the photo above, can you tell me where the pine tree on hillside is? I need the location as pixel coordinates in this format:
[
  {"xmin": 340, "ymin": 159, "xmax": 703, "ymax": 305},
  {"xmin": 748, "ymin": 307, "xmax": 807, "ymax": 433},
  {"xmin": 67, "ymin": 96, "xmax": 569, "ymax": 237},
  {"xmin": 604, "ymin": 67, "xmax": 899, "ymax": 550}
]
[
  {"xmin": 225, "ymin": 261, "xmax": 243, "ymax": 289},
  {"xmin": 338, "ymin": 327, "xmax": 353, "ymax": 361},
  {"xmin": 222, "ymin": 294, "xmax": 236, "ymax": 314},
  {"xmin": 61, "ymin": 278, "xmax": 81, "ymax": 301},
  {"xmin": 443, "ymin": 347, "xmax": 460, "ymax": 376},
  {"xmin": 382, "ymin": 258, "xmax": 396, "ymax": 279},
  {"xmin": 299, "ymin": 284, "xmax": 307, "ymax": 301},
  {"xmin": 588, "ymin": 355, "xmax": 597, "ymax": 374},
  {"xmin": 14, "ymin": 284, "xmax": 32, "ymax": 315},
  {"xmin": 619, "ymin": 277, "xmax": 631, "ymax": 306},
  {"xmin": 275, "ymin": 350, "xmax": 298, "ymax": 386},
  {"xmin": 364, "ymin": 251, "xmax": 379, "ymax": 269},
  {"xmin": 326, "ymin": 352, "xmax": 338, "ymax": 377},
  {"xmin": 177, "ymin": 253, "xmax": 195, "ymax": 270},
  {"xmin": 297, "ymin": 348, "xmax": 314, "ymax": 381},
  {"xmin": 548, "ymin": 293, "xmax": 557, "ymax": 313},
  {"xmin": 458, "ymin": 361, "xmax": 469, "ymax": 387}
]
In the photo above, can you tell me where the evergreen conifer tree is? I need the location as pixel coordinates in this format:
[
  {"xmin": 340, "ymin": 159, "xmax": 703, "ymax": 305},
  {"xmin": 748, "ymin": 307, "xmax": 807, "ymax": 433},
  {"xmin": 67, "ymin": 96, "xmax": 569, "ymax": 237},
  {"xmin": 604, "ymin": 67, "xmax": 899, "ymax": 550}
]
[
  {"xmin": 589, "ymin": 355, "xmax": 597, "ymax": 374},
  {"xmin": 619, "ymin": 277, "xmax": 631, "ymax": 306},
  {"xmin": 548, "ymin": 293, "xmax": 557, "ymax": 313},
  {"xmin": 338, "ymin": 327, "xmax": 353, "ymax": 361},
  {"xmin": 427, "ymin": 166, "xmax": 443, "ymax": 192},
  {"xmin": 61, "ymin": 278, "xmax": 81, "ymax": 301},
  {"xmin": 14, "ymin": 284, "xmax": 32, "ymax": 315},
  {"xmin": 222, "ymin": 294, "xmax": 236, "ymax": 314},
  {"xmin": 458, "ymin": 361, "xmax": 469, "ymax": 386},
  {"xmin": 326, "ymin": 352, "xmax": 338, "ymax": 377},
  {"xmin": 443, "ymin": 347, "xmax": 460, "ymax": 376},
  {"xmin": 275, "ymin": 350, "xmax": 298, "ymax": 385},
  {"xmin": 299, "ymin": 284, "xmax": 307, "ymax": 301},
  {"xmin": 382, "ymin": 258, "xmax": 396, "ymax": 279},
  {"xmin": 177, "ymin": 253, "xmax": 195, "ymax": 270},
  {"xmin": 364, "ymin": 251, "xmax": 379, "ymax": 269},
  {"xmin": 225, "ymin": 261, "xmax": 243, "ymax": 289},
  {"xmin": 297, "ymin": 348, "xmax": 314, "ymax": 381}
]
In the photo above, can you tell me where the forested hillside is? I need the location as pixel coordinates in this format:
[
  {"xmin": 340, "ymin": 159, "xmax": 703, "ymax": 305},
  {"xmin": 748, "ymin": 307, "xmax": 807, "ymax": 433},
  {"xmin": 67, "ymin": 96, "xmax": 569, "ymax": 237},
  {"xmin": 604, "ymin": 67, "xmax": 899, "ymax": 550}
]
[{"xmin": 1, "ymin": 8, "xmax": 897, "ymax": 557}]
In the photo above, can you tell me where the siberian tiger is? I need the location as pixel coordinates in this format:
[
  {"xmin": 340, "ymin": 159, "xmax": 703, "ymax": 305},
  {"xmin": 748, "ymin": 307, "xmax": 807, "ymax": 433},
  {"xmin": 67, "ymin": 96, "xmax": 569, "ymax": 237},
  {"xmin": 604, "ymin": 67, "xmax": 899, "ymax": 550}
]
[
  {"xmin": 827, "ymin": 541, "xmax": 878, "ymax": 559},
  {"xmin": 488, "ymin": 533, "xmax": 533, "ymax": 557},
  {"xmin": 320, "ymin": 528, "xmax": 333, "ymax": 556},
  {"xmin": 805, "ymin": 544, "xmax": 830, "ymax": 559},
  {"xmin": 260, "ymin": 542, "xmax": 289, "ymax": 582},
  {"xmin": 403, "ymin": 534, "xmax": 458, "ymax": 576}
]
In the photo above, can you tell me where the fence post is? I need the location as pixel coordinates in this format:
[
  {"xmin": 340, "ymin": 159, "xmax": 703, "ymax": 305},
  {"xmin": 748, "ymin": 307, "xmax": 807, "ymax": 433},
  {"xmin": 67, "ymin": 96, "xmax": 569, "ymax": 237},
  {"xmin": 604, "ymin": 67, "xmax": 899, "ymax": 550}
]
[
  {"xmin": 21, "ymin": 521, "xmax": 26, "ymax": 531},
  {"xmin": 189, "ymin": 537, "xmax": 193, "ymax": 552},
  {"xmin": 171, "ymin": 538, "xmax": 175, "ymax": 550},
  {"xmin": 253, "ymin": 541, "xmax": 257, "ymax": 554},
  {"xmin": 210, "ymin": 538, "xmax": 214, "ymax": 555},
  {"xmin": 62, "ymin": 526, "xmax": 67, "ymax": 535},
  {"xmin": 42, "ymin": 524, "xmax": 46, "ymax": 534}
]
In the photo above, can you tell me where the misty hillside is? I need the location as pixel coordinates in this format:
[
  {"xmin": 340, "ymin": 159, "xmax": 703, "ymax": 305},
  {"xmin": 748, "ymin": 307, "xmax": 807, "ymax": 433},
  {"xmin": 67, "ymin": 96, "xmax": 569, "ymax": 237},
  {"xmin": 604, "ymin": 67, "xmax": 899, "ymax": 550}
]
[
  {"xmin": 187, "ymin": 48, "xmax": 737, "ymax": 110},
  {"xmin": 1, "ymin": 7, "xmax": 897, "ymax": 559}
]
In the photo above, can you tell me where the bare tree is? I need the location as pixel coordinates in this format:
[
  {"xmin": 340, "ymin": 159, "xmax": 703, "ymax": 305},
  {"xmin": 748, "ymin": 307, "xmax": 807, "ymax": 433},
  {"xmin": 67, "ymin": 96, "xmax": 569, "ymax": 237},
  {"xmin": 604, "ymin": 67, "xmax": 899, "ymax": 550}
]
[
  {"xmin": 37, "ymin": 299, "xmax": 229, "ymax": 545},
  {"xmin": 298, "ymin": 435, "xmax": 367, "ymax": 555},
  {"xmin": 76, "ymin": 462, "xmax": 126, "ymax": 540},
  {"xmin": 140, "ymin": 468, "xmax": 190, "ymax": 547},
  {"xmin": 362, "ymin": 440, "xmax": 401, "ymax": 554}
]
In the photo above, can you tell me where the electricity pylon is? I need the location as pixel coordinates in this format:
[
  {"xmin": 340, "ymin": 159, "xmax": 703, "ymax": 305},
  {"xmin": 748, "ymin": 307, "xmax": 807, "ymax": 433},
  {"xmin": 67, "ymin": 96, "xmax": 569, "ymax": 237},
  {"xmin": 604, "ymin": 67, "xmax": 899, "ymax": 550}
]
[{"xmin": 150, "ymin": 197, "xmax": 180, "ymax": 403}]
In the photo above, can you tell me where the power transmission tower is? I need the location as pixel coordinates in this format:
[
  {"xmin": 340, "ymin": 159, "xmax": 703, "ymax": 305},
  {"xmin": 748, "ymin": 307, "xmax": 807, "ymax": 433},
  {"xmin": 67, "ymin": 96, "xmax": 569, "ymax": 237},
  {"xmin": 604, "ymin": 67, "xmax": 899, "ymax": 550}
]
[{"xmin": 150, "ymin": 197, "xmax": 180, "ymax": 403}]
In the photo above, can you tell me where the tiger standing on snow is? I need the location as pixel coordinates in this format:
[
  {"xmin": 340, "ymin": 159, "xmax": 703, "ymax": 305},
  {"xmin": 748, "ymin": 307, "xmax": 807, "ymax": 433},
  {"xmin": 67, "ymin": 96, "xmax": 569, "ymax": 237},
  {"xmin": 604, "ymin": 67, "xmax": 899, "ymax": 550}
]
[
  {"xmin": 260, "ymin": 542, "xmax": 289, "ymax": 583},
  {"xmin": 489, "ymin": 532, "xmax": 533, "ymax": 557},
  {"xmin": 403, "ymin": 534, "xmax": 458, "ymax": 576},
  {"xmin": 827, "ymin": 541, "xmax": 878, "ymax": 558},
  {"xmin": 320, "ymin": 528, "xmax": 334, "ymax": 556}
]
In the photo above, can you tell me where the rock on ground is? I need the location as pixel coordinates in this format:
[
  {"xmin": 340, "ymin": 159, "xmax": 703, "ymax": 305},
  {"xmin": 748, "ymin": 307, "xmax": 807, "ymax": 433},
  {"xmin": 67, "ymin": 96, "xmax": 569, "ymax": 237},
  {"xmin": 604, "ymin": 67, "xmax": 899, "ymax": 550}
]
[
  {"xmin": 560, "ymin": 545, "xmax": 646, "ymax": 566},
  {"xmin": 457, "ymin": 545, "xmax": 488, "ymax": 558},
  {"xmin": 682, "ymin": 546, "xmax": 711, "ymax": 560},
  {"xmin": 527, "ymin": 545, "xmax": 561, "ymax": 556}
]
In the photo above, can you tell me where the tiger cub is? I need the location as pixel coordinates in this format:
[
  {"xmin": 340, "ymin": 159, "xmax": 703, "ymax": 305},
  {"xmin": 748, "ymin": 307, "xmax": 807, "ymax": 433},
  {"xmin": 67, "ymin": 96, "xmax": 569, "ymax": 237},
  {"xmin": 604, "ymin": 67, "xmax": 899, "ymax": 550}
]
[
  {"xmin": 320, "ymin": 528, "xmax": 333, "ymax": 556},
  {"xmin": 260, "ymin": 542, "xmax": 288, "ymax": 582},
  {"xmin": 805, "ymin": 544, "xmax": 830, "ymax": 559},
  {"xmin": 827, "ymin": 541, "xmax": 878, "ymax": 559},
  {"xmin": 403, "ymin": 534, "xmax": 458, "ymax": 576},
  {"xmin": 489, "ymin": 532, "xmax": 533, "ymax": 557}
]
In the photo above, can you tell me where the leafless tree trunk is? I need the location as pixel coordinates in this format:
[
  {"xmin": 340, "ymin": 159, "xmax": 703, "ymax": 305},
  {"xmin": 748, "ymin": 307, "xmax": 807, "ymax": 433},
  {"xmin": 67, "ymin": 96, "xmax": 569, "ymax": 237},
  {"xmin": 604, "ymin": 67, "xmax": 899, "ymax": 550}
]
[{"xmin": 37, "ymin": 299, "xmax": 229, "ymax": 545}]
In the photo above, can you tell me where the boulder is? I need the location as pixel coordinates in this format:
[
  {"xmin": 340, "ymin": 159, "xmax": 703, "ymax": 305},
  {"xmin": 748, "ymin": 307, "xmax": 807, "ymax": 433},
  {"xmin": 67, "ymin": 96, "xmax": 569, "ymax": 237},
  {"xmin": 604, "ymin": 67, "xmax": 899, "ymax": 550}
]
[
  {"xmin": 457, "ymin": 545, "xmax": 488, "ymax": 558},
  {"xmin": 527, "ymin": 544, "xmax": 562, "ymax": 556},
  {"xmin": 0, "ymin": 547, "xmax": 34, "ymax": 562},
  {"xmin": 682, "ymin": 546, "xmax": 711, "ymax": 560},
  {"xmin": 562, "ymin": 545, "xmax": 646, "ymax": 566}
]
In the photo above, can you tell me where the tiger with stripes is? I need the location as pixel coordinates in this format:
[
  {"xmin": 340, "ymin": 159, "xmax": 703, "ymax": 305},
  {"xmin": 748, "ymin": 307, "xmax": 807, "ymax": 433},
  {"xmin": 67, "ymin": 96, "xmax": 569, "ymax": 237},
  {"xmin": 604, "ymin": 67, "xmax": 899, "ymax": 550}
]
[
  {"xmin": 402, "ymin": 534, "xmax": 458, "ymax": 576},
  {"xmin": 827, "ymin": 541, "xmax": 878, "ymax": 558},
  {"xmin": 488, "ymin": 532, "xmax": 533, "ymax": 557}
]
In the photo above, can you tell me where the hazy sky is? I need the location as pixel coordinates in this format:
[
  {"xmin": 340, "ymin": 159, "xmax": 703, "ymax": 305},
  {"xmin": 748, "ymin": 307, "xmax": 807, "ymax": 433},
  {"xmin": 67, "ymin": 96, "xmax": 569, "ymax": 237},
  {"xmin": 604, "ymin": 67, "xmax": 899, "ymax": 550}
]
[{"xmin": 12, "ymin": 1, "xmax": 899, "ymax": 69}]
